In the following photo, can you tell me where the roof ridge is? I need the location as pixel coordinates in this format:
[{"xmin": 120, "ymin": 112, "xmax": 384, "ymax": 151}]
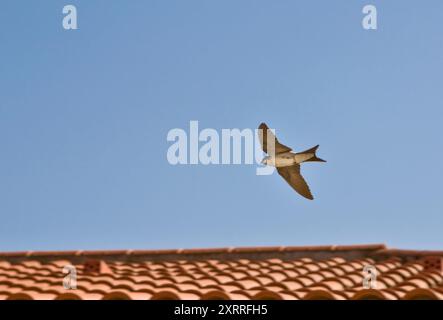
[
  {"xmin": 0, "ymin": 244, "xmax": 387, "ymax": 258},
  {"xmin": 375, "ymin": 249, "xmax": 443, "ymax": 257}
]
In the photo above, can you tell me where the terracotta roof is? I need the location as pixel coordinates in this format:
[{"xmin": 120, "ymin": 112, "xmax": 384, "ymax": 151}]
[{"xmin": 0, "ymin": 244, "xmax": 442, "ymax": 300}]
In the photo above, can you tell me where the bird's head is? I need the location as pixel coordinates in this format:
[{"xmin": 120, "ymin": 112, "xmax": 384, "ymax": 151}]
[{"xmin": 261, "ymin": 156, "xmax": 270, "ymax": 165}]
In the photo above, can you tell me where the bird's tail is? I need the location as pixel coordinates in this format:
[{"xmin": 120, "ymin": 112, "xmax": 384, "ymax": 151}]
[{"xmin": 298, "ymin": 145, "xmax": 326, "ymax": 162}]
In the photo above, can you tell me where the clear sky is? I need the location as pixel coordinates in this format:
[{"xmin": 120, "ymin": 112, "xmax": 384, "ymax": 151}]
[{"xmin": 1, "ymin": 1, "xmax": 443, "ymax": 251}]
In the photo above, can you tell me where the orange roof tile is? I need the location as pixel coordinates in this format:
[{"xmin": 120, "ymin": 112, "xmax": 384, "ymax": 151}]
[{"xmin": 0, "ymin": 244, "xmax": 442, "ymax": 300}]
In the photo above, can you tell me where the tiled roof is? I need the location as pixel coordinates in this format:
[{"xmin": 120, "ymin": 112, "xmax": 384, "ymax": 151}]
[{"xmin": 0, "ymin": 244, "xmax": 442, "ymax": 300}]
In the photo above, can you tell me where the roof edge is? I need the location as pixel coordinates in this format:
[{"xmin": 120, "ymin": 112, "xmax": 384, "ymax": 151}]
[
  {"xmin": 0, "ymin": 244, "xmax": 387, "ymax": 258},
  {"xmin": 375, "ymin": 249, "xmax": 443, "ymax": 257}
]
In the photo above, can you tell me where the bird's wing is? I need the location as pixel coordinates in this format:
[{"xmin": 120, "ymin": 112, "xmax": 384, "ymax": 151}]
[
  {"xmin": 258, "ymin": 123, "xmax": 292, "ymax": 155},
  {"xmin": 277, "ymin": 165, "xmax": 314, "ymax": 200}
]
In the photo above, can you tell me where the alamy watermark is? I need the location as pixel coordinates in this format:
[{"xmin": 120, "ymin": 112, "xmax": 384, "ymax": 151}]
[
  {"xmin": 167, "ymin": 121, "xmax": 275, "ymax": 175},
  {"xmin": 62, "ymin": 265, "xmax": 77, "ymax": 290},
  {"xmin": 362, "ymin": 5, "xmax": 377, "ymax": 30},
  {"xmin": 362, "ymin": 264, "xmax": 378, "ymax": 289},
  {"xmin": 63, "ymin": 5, "xmax": 78, "ymax": 30}
]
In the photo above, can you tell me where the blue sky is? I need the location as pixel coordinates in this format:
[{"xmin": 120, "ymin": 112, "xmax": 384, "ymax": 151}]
[{"xmin": 1, "ymin": 1, "xmax": 442, "ymax": 251}]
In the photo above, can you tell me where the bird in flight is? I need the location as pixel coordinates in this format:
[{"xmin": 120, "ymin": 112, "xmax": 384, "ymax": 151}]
[{"xmin": 258, "ymin": 123, "xmax": 326, "ymax": 200}]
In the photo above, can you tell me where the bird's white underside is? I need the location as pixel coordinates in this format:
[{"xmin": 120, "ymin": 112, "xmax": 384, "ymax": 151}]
[{"xmin": 264, "ymin": 152, "xmax": 314, "ymax": 168}]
